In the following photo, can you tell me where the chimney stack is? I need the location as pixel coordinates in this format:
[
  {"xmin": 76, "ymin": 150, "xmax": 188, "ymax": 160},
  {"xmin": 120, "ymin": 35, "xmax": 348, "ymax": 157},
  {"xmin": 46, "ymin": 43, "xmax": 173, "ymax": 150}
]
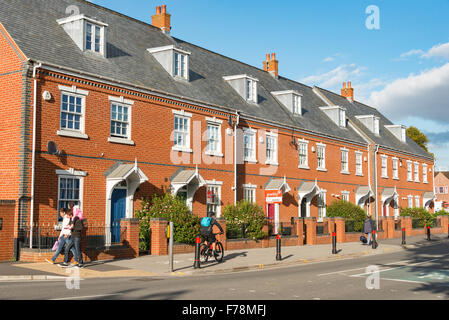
[
  {"xmin": 263, "ymin": 52, "xmax": 279, "ymax": 79},
  {"xmin": 341, "ymin": 81, "xmax": 354, "ymax": 102},
  {"xmin": 152, "ymin": 5, "xmax": 171, "ymax": 34}
]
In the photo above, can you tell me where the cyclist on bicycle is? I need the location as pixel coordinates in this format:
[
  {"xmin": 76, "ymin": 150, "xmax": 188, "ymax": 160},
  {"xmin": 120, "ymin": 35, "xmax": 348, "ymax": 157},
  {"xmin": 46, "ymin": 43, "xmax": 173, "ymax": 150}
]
[{"xmin": 200, "ymin": 211, "xmax": 223, "ymax": 254}]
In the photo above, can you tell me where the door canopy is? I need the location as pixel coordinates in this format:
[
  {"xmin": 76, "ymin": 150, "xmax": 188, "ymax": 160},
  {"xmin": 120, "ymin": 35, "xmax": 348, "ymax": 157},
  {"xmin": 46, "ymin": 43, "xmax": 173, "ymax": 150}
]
[
  {"xmin": 105, "ymin": 160, "xmax": 148, "ymax": 199},
  {"xmin": 170, "ymin": 166, "xmax": 206, "ymax": 196},
  {"xmin": 355, "ymin": 185, "xmax": 374, "ymax": 206},
  {"xmin": 264, "ymin": 176, "xmax": 291, "ymax": 194},
  {"xmin": 297, "ymin": 179, "xmax": 321, "ymax": 201}
]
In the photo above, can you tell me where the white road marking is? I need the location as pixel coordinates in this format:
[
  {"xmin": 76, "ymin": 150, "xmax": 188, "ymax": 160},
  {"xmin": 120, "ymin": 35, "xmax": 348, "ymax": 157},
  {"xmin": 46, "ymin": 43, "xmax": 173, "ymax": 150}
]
[
  {"xmin": 318, "ymin": 260, "xmax": 413, "ymax": 277},
  {"xmin": 51, "ymin": 293, "xmax": 121, "ymax": 300}
]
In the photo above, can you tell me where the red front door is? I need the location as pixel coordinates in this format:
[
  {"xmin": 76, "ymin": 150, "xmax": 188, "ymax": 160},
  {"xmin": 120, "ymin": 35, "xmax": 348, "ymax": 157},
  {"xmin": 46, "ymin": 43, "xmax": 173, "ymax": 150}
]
[{"xmin": 267, "ymin": 203, "xmax": 275, "ymax": 222}]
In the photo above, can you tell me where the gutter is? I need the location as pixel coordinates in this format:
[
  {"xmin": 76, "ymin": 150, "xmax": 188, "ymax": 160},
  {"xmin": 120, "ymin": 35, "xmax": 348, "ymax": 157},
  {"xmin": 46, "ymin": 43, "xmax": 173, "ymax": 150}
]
[
  {"xmin": 233, "ymin": 111, "xmax": 240, "ymax": 204},
  {"xmin": 374, "ymin": 144, "xmax": 380, "ymax": 231},
  {"xmin": 29, "ymin": 62, "xmax": 42, "ymax": 248}
]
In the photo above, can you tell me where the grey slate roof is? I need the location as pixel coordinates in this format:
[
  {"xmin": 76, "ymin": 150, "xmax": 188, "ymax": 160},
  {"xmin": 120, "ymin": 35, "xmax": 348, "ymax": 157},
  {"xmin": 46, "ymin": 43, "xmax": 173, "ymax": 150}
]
[
  {"xmin": 0, "ymin": 0, "xmax": 430, "ymax": 158},
  {"xmin": 315, "ymin": 87, "xmax": 433, "ymax": 159}
]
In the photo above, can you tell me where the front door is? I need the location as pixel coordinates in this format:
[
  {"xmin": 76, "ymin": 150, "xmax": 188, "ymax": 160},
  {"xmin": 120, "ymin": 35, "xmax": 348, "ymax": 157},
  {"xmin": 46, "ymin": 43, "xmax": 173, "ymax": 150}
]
[
  {"xmin": 111, "ymin": 188, "xmax": 127, "ymax": 243},
  {"xmin": 300, "ymin": 198, "xmax": 307, "ymax": 218}
]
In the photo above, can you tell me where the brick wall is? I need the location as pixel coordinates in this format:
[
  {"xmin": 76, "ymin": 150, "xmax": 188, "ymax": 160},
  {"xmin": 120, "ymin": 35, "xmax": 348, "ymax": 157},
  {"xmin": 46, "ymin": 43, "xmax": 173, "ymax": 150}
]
[{"xmin": 0, "ymin": 201, "xmax": 16, "ymax": 261}]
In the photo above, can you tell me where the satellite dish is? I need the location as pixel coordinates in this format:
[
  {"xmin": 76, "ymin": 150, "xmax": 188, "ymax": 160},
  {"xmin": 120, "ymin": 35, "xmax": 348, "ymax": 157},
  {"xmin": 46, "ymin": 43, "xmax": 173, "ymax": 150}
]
[{"xmin": 47, "ymin": 141, "xmax": 60, "ymax": 155}]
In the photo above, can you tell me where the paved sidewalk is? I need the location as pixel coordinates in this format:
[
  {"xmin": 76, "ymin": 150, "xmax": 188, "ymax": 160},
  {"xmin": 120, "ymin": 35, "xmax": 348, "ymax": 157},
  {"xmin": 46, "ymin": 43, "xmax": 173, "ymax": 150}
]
[{"xmin": 1, "ymin": 234, "xmax": 447, "ymax": 280}]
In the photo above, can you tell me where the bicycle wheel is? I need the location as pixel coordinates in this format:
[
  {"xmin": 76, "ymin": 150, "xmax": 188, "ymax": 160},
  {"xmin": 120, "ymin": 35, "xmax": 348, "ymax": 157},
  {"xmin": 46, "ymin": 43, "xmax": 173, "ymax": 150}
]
[
  {"xmin": 214, "ymin": 241, "xmax": 224, "ymax": 263},
  {"xmin": 200, "ymin": 244, "xmax": 209, "ymax": 263}
]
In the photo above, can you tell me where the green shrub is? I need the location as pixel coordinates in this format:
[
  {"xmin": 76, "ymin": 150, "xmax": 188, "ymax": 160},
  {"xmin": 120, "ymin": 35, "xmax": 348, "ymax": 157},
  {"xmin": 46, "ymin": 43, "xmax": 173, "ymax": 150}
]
[
  {"xmin": 326, "ymin": 200, "xmax": 368, "ymax": 232},
  {"xmin": 222, "ymin": 200, "xmax": 267, "ymax": 240},
  {"xmin": 400, "ymin": 207, "xmax": 436, "ymax": 228},
  {"xmin": 135, "ymin": 193, "xmax": 200, "ymax": 250},
  {"xmin": 435, "ymin": 209, "xmax": 449, "ymax": 216}
]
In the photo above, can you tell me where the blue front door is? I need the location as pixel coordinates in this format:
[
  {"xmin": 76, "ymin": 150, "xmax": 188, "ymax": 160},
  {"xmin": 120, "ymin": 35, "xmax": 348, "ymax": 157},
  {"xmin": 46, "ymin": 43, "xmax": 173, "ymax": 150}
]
[{"xmin": 111, "ymin": 188, "xmax": 126, "ymax": 243}]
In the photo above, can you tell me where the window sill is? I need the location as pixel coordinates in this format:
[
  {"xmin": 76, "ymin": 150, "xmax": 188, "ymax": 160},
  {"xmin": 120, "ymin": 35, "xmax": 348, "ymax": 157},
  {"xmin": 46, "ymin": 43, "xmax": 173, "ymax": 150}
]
[
  {"xmin": 108, "ymin": 137, "xmax": 135, "ymax": 146},
  {"xmin": 340, "ymin": 171, "xmax": 350, "ymax": 175},
  {"xmin": 205, "ymin": 151, "xmax": 224, "ymax": 158},
  {"xmin": 244, "ymin": 159, "xmax": 258, "ymax": 164},
  {"xmin": 393, "ymin": 177, "xmax": 399, "ymax": 180},
  {"xmin": 57, "ymin": 130, "xmax": 89, "ymax": 140},
  {"xmin": 356, "ymin": 173, "xmax": 364, "ymax": 177},
  {"xmin": 298, "ymin": 165, "xmax": 310, "ymax": 170},
  {"xmin": 172, "ymin": 146, "xmax": 193, "ymax": 153},
  {"xmin": 265, "ymin": 161, "xmax": 279, "ymax": 166},
  {"xmin": 381, "ymin": 176, "xmax": 389, "ymax": 179},
  {"xmin": 317, "ymin": 168, "xmax": 327, "ymax": 172}
]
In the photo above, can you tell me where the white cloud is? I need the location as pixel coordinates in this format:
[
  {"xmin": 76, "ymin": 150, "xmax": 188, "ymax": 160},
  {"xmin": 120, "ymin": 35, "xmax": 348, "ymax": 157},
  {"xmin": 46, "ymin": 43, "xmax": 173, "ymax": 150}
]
[
  {"xmin": 399, "ymin": 41, "xmax": 449, "ymax": 60},
  {"xmin": 300, "ymin": 64, "xmax": 365, "ymax": 89},
  {"xmin": 323, "ymin": 56, "xmax": 334, "ymax": 63},
  {"xmin": 423, "ymin": 42, "xmax": 449, "ymax": 59},
  {"xmin": 368, "ymin": 63, "xmax": 449, "ymax": 124}
]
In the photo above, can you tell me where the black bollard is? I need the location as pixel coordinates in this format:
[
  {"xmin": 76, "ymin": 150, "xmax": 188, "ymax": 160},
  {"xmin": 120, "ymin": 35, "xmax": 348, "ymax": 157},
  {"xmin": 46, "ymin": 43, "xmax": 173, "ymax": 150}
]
[
  {"xmin": 401, "ymin": 228, "xmax": 406, "ymax": 245},
  {"xmin": 371, "ymin": 230, "xmax": 377, "ymax": 249},
  {"xmin": 276, "ymin": 234, "xmax": 282, "ymax": 261},
  {"xmin": 332, "ymin": 232, "xmax": 337, "ymax": 254},
  {"xmin": 448, "ymin": 224, "xmax": 449, "ymax": 239},
  {"xmin": 193, "ymin": 236, "xmax": 201, "ymax": 269},
  {"xmin": 426, "ymin": 226, "xmax": 431, "ymax": 241}
]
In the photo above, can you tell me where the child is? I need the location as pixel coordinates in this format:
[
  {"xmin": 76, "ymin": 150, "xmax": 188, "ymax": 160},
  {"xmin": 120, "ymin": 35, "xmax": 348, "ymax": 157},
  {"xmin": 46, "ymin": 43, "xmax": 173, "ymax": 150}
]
[{"xmin": 46, "ymin": 208, "xmax": 76, "ymax": 264}]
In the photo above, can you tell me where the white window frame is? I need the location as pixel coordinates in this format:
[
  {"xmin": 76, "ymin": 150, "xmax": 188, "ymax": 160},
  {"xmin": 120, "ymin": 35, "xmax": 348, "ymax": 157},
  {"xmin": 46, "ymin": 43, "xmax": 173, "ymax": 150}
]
[
  {"xmin": 407, "ymin": 161, "xmax": 413, "ymax": 181},
  {"xmin": 56, "ymin": 169, "xmax": 86, "ymax": 222},
  {"xmin": 108, "ymin": 96, "xmax": 134, "ymax": 145},
  {"xmin": 265, "ymin": 132, "xmax": 278, "ymax": 166},
  {"xmin": 318, "ymin": 190, "xmax": 327, "ymax": 222},
  {"xmin": 245, "ymin": 78, "xmax": 257, "ymax": 103},
  {"xmin": 85, "ymin": 21, "xmax": 104, "ymax": 54},
  {"xmin": 373, "ymin": 117, "xmax": 380, "ymax": 136},
  {"xmin": 298, "ymin": 139, "xmax": 309, "ymax": 169},
  {"xmin": 415, "ymin": 196, "xmax": 420, "ymax": 208},
  {"xmin": 341, "ymin": 191, "xmax": 350, "ymax": 202},
  {"xmin": 206, "ymin": 180, "xmax": 222, "ymax": 218},
  {"xmin": 292, "ymin": 94, "xmax": 301, "ymax": 115},
  {"xmin": 408, "ymin": 195, "xmax": 413, "ymax": 208},
  {"xmin": 392, "ymin": 158, "xmax": 399, "ymax": 180},
  {"xmin": 172, "ymin": 110, "xmax": 192, "ymax": 153},
  {"xmin": 339, "ymin": 108, "xmax": 346, "ymax": 127},
  {"xmin": 57, "ymin": 85, "xmax": 89, "ymax": 139},
  {"xmin": 340, "ymin": 148, "xmax": 349, "ymax": 174},
  {"xmin": 243, "ymin": 183, "xmax": 257, "ymax": 203},
  {"xmin": 355, "ymin": 151, "xmax": 363, "ymax": 176},
  {"xmin": 243, "ymin": 128, "xmax": 257, "ymax": 163},
  {"xmin": 414, "ymin": 162, "xmax": 420, "ymax": 182},
  {"xmin": 205, "ymin": 117, "xmax": 223, "ymax": 157},
  {"xmin": 174, "ymin": 51, "xmax": 188, "ymax": 80},
  {"xmin": 423, "ymin": 164, "xmax": 428, "ymax": 183},
  {"xmin": 381, "ymin": 155, "xmax": 388, "ymax": 178},
  {"xmin": 316, "ymin": 143, "xmax": 326, "ymax": 171}
]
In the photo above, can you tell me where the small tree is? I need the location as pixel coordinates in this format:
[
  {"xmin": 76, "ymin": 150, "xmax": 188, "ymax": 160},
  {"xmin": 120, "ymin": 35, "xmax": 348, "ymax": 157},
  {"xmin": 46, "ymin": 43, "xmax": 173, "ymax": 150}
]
[
  {"xmin": 400, "ymin": 207, "xmax": 436, "ymax": 228},
  {"xmin": 222, "ymin": 200, "xmax": 267, "ymax": 240},
  {"xmin": 326, "ymin": 200, "xmax": 368, "ymax": 232},
  {"xmin": 135, "ymin": 193, "xmax": 200, "ymax": 250}
]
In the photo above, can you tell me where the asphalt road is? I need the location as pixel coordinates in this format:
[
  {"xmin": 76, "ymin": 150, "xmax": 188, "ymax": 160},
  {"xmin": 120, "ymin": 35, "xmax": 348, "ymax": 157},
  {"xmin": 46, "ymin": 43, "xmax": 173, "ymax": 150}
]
[{"xmin": 1, "ymin": 241, "xmax": 448, "ymax": 302}]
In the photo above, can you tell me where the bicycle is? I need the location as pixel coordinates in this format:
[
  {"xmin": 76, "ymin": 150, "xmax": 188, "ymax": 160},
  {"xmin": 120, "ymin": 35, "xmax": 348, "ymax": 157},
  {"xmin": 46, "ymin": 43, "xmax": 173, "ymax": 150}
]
[{"xmin": 200, "ymin": 233, "xmax": 224, "ymax": 263}]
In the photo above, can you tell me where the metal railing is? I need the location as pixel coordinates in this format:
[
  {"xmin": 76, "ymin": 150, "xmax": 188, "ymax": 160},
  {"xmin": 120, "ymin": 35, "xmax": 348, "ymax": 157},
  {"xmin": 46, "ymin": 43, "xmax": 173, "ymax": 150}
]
[{"xmin": 19, "ymin": 222, "xmax": 127, "ymax": 250}]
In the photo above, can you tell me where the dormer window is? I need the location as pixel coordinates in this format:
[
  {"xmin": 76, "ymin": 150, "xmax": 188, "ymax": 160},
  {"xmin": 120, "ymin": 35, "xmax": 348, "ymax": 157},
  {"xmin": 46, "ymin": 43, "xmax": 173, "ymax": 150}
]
[
  {"xmin": 319, "ymin": 106, "xmax": 346, "ymax": 128},
  {"xmin": 85, "ymin": 22, "xmax": 103, "ymax": 53},
  {"xmin": 271, "ymin": 90, "xmax": 302, "ymax": 115},
  {"xmin": 355, "ymin": 115, "xmax": 380, "ymax": 136},
  {"xmin": 174, "ymin": 52, "xmax": 188, "ymax": 79},
  {"xmin": 148, "ymin": 45, "xmax": 191, "ymax": 81},
  {"xmin": 223, "ymin": 75, "xmax": 258, "ymax": 104},
  {"xmin": 385, "ymin": 124, "xmax": 407, "ymax": 143},
  {"xmin": 57, "ymin": 14, "xmax": 108, "ymax": 56}
]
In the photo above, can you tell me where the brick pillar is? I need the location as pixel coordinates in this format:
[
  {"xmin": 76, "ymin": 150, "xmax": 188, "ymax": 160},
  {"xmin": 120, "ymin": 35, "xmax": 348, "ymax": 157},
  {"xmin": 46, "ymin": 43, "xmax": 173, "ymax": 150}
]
[
  {"xmin": 304, "ymin": 217, "xmax": 316, "ymax": 245},
  {"xmin": 121, "ymin": 218, "xmax": 140, "ymax": 258},
  {"xmin": 385, "ymin": 216, "xmax": 395, "ymax": 238},
  {"xmin": 215, "ymin": 218, "xmax": 227, "ymax": 250},
  {"xmin": 401, "ymin": 216, "xmax": 412, "ymax": 237},
  {"xmin": 437, "ymin": 215, "xmax": 448, "ymax": 234},
  {"xmin": 323, "ymin": 217, "xmax": 335, "ymax": 234},
  {"xmin": 149, "ymin": 218, "xmax": 168, "ymax": 256},
  {"xmin": 293, "ymin": 218, "xmax": 304, "ymax": 246},
  {"xmin": 334, "ymin": 217, "xmax": 345, "ymax": 243}
]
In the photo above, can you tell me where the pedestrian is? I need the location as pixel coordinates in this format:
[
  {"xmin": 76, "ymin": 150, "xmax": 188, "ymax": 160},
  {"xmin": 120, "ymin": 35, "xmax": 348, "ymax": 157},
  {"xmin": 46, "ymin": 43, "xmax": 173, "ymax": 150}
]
[
  {"xmin": 45, "ymin": 208, "xmax": 76, "ymax": 264},
  {"xmin": 61, "ymin": 203, "xmax": 85, "ymax": 267},
  {"xmin": 363, "ymin": 216, "xmax": 374, "ymax": 245}
]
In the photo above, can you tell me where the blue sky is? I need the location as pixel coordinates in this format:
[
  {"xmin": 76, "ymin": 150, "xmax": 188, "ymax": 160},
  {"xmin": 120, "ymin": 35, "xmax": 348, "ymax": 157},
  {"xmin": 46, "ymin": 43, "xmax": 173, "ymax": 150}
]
[{"xmin": 90, "ymin": 0, "xmax": 449, "ymax": 169}]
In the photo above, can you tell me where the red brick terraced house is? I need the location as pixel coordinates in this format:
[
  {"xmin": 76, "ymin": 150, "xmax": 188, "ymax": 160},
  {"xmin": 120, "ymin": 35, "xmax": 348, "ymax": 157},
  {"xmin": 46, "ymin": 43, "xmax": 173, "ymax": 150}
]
[
  {"xmin": 434, "ymin": 171, "xmax": 449, "ymax": 211},
  {"xmin": 0, "ymin": 0, "xmax": 435, "ymax": 260}
]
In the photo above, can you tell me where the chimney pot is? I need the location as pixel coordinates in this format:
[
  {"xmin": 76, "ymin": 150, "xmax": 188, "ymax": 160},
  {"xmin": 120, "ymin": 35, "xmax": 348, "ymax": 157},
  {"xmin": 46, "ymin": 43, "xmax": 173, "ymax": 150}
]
[
  {"xmin": 156, "ymin": 6, "xmax": 161, "ymax": 14},
  {"xmin": 343, "ymin": 82, "xmax": 346, "ymax": 88},
  {"xmin": 341, "ymin": 81, "xmax": 354, "ymax": 101},
  {"xmin": 271, "ymin": 53, "xmax": 276, "ymax": 60},
  {"xmin": 266, "ymin": 53, "xmax": 270, "ymax": 61},
  {"xmin": 162, "ymin": 5, "xmax": 166, "ymax": 13}
]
